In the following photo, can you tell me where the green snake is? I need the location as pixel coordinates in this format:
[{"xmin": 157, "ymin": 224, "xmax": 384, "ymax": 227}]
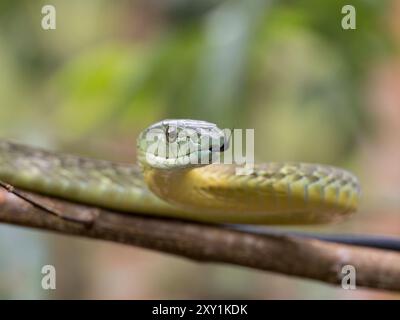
[{"xmin": 0, "ymin": 119, "xmax": 360, "ymax": 225}]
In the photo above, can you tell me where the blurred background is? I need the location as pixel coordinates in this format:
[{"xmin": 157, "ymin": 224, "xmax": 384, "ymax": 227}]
[{"xmin": 0, "ymin": 0, "xmax": 399, "ymax": 299}]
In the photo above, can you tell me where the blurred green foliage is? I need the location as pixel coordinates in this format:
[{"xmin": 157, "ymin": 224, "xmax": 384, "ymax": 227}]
[
  {"xmin": 0, "ymin": 0, "xmax": 391, "ymax": 163},
  {"xmin": 0, "ymin": 0, "xmax": 396, "ymax": 299}
]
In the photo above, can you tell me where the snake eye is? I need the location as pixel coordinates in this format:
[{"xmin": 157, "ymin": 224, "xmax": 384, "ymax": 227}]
[{"xmin": 166, "ymin": 125, "xmax": 177, "ymax": 143}]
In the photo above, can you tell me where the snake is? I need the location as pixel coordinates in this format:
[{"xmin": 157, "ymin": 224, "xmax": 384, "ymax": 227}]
[{"xmin": 1, "ymin": 119, "xmax": 398, "ymax": 250}]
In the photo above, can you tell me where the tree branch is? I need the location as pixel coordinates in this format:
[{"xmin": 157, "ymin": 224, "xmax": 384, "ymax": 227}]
[{"xmin": 0, "ymin": 187, "xmax": 399, "ymax": 292}]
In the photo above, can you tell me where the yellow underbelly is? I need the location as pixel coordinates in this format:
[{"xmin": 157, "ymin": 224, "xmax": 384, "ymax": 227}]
[{"xmin": 144, "ymin": 163, "xmax": 360, "ymax": 225}]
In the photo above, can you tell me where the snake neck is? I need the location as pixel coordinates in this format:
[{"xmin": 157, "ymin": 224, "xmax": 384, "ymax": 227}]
[
  {"xmin": 142, "ymin": 165, "xmax": 238, "ymax": 214},
  {"xmin": 142, "ymin": 166, "xmax": 194, "ymax": 207}
]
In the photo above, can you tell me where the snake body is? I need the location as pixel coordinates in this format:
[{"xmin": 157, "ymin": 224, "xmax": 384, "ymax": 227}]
[
  {"xmin": 0, "ymin": 119, "xmax": 360, "ymax": 225},
  {"xmin": 0, "ymin": 140, "xmax": 182, "ymax": 217}
]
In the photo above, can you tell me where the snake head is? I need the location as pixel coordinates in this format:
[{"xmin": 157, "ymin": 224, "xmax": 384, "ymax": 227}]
[{"xmin": 137, "ymin": 119, "xmax": 227, "ymax": 170}]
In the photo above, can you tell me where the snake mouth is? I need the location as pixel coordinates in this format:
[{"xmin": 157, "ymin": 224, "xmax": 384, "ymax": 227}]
[
  {"xmin": 209, "ymin": 136, "xmax": 229, "ymax": 153},
  {"xmin": 221, "ymin": 135, "xmax": 230, "ymax": 152}
]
